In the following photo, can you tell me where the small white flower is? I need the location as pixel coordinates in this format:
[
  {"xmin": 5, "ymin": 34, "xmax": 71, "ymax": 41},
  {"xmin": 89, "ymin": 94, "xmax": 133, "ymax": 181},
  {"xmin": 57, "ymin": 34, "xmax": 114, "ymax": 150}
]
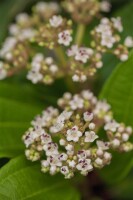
[
  {"xmin": 48, "ymin": 155, "xmax": 62, "ymax": 167},
  {"xmin": 95, "ymin": 158, "xmax": 103, "ymax": 166},
  {"xmin": 27, "ymin": 70, "xmax": 43, "ymax": 84},
  {"xmin": 111, "ymin": 139, "xmax": 120, "ymax": 148},
  {"xmin": 120, "ymin": 54, "xmax": 128, "ymax": 62},
  {"xmin": 101, "ymin": 34, "xmax": 116, "ymax": 48},
  {"xmin": 50, "ymin": 166, "xmax": 57, "ymax": 175},
  {"xmin": 50, "ymin": 119, "xmax": 64, "ymax": 133},
  {"xmin": 104, "ymin": 152, "xmax": 112, "ymax": 160},
  {"xmin": 49, "ymin": 15, "xmax": 63, "ymax": 27},
  {"xmin": 69, "ymin": 95, "xmax": 84, "ymax": 110},
  {"xmin": 67, "ymin": 45, "xmax": 78, "ymax": 56},
  {"xmin": 58, "ymin": 30, "xmax": 72, "ymax": 46},
  {"xmin": 75, "ymin": 47, "xmax": 93, "ymax": 63},
  {"xmin": 111, "ymin": 17, "xmax": 123, "ymax": 32},
  {"xmin": 76, "ymin": 159, "xmax": 93, "ymax": 172},
  {"xmin": 16, "ymin": 13, "xmax": 30, "ymax": 24},
  {"xmin": 85, "ymin": 131, "xmax": 98, "ymax": 143},
  {"xmin": 89, "ymin": 123, "xmax": 95, "ymax": 130},
  {"xmin": 97, "ymin": 140, "xmax": 109, "ymax": 150},
  {"xmin": 49, "ymin": 64, "xmax": 58, "ymax": 73},
  {"xmin": 59, "ymin": 139, "xmax": 66, "ymax": 146},
  {"xmin": 77, "ymin": 150, "xmax": 87, "ymax": 159},
  {"xmin": 94, "ymin": 101, "xmax": 111, "ymax": 116},
  {"xmin": 67, "ymin": 126, "xmax": 82, "ymax": 142},
  {"xmin": 81, "ymin": 90, "xmax": 94, "ymax": 100},
  {"xmin": 72, "ymin": 74, "xmax": 80, "ymax": 82},
  {"xmin": 68, "ymin": 160, "xmax": 76, "ymax": 168},
  {"xmin": 41, "ymin": 133, "xmax": 52, "ymax": 144},
  {"xmin": 100, "ymin": 1, "xmax": 111, "ymax": 12},
  {"xmin": 124, "ymin": 36, "xmax": 133, "ymax": 48},
  {"xmin": 58, "ymin": 153, "xmax": 68, "ymax": 161},
  {"xmin": 41, "ymin": 160, "xmax": 49, "ymax": 167},
  {"xmin": 58, "ymin": 110, "xmax": 73, "ymax": 121},
  {"xmin": 43, "ymin": 142, "xmax": 59, "ymax": 156},
  {"xmin": 61, "ymin": 166, "xmax": 69, "ymax": 175},
  {"xmin": 104, "ymin": 121, "xmax": 119, "ymax": 132},
  {"xmin": 65, "ymin": 144, "xmax": 74, "ymax": 151},
  {"xmin": 83, "ymin": 112, "xmax": 94, "ymax": 122}
]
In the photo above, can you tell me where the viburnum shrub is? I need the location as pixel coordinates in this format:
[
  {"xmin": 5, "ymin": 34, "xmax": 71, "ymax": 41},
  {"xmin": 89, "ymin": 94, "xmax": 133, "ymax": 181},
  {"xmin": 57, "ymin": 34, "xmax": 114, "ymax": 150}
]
[{"xmin": 1, "ymin": 0, "xmax": 133, "ymax": 199}]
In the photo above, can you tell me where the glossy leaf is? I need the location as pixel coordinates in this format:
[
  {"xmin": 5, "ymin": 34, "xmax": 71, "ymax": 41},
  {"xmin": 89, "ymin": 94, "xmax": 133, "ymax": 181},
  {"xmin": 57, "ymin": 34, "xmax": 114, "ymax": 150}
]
[
  {"xmin": 99, "ymin": 50, "xmax": 133, "ymax": 183},
  {"xmin": 0, "ymin": 156, "xmax": 80, "ymax": 200},
  {"xmin": 0, "ymin": 82, "xmax": 44, "ymax": 158}
]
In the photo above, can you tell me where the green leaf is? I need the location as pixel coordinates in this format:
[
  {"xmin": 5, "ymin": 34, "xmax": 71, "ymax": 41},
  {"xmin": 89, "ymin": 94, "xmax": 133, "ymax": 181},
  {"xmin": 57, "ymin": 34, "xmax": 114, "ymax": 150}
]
[
  {"xmin": 0, "ymin": 0, "xmax": 37, "ymax": 43},
  {"xmin": 0, "ymin": 82, "xmax": 44, "ymax": 158},
  {"xmin": 99, "ymin": 50, "xmax": 133, "ymax": 184},
  {"xmin": 0, "ymin": 156, "xmax": 80, "ymax": 200}
]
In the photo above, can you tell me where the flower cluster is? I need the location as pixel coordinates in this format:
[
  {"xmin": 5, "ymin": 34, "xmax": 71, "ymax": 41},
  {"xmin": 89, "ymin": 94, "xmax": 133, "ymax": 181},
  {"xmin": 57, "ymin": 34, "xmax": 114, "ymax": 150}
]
[
  {"xmin": 27, "ymin": 54, "xmax": 59, "ymax": 84},
  {"xmin": 22, "ymin": 90, "xmax": 133, "ymax": 178},
  {"xmin": 0, "ymin": 1, "xmax": 132, "ymax": 84},
  {"xmin": 62, "ymin": 0, "xmax": 111, "ymax": 24}
]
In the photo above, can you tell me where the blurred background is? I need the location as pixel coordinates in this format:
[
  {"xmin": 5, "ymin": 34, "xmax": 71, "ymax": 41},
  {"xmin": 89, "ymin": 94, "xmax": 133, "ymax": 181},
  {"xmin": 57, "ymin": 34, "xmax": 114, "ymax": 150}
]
[{"xmin": 0, "ymin": 0, "xmax": 133, "ymax": 199}]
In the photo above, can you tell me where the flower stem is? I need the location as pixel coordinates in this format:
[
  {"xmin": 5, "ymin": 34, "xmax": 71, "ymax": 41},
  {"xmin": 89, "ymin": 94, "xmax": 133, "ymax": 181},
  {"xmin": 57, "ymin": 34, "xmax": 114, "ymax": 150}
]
[
  {"xmin": 54, "ymin": 47, "xmax": 67, "ymax": 67},
  {"xmin": 75, "ymin": 24, "xmax": 86, "ymax": 46}
]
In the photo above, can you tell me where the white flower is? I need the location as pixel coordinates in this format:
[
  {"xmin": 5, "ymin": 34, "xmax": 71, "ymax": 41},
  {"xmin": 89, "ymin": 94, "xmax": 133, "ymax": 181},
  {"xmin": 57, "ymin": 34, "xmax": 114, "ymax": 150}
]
[
  {"xmin": 95, "ymin": 158, "xmax": 103, "ymax": 166},
  {"xmin": 49, "ymin": 15, "xmax": 63, "ymax": 27},
  {"xmin": 75, "ymin": 47, "xmax": 93, "ymax": 63},
  {"xmin": 85, "ymin": 131, "xmax": 98, "ymax": 143},
  {"xmin": 48, "ymin": 155, "xmax": 62, "ymax": 167},
  {"xmin": 0, "ymin": 37, "xmax": 17, "ymax": 59},
  {"xmin": 96, "ymin": 140, "xmax": 109, "ymax": 150},
  {"xmin": 83, "ymin": 112, "xmax": 94, "ymax": 122},
  {"xmin": 61, "ymin": 166, "xmax": 69, "ymax": 175},
  {"xmin": 45, "ymin": 57, "xmax": 53, "ymax": 65},
  {"xmin": 43, "ymin": 142, "xmax": 59, "ymax": 156},
  {"xmin": 58, "ymin": 110, "xmax": 73, "ymax": 121},
  {"xmin": 18, "ymin": 28, "xmax": 36, "ymax": 40},
  {"xmin": 120, "ymin": 54, "xmax": 128, "ymax": 62},
  {"xmin": 81, "ymin": 90, "xmax": 94, "ymax": 100},
  {"xmin": 0, "ymin": 62, "xmax": 7, "ymax": 80},
  {"xmin": 41, "ymin": 160, "xmax": 49, "ymax": 167},
  {"xmin": 111, "ymin": 139, "xmax": 120, "ymax": 148},
  {"xmin": 69, "ymin": 95, "xmax": 84, "ymax": 110},
  {"xmin": 41, "ymin": 133, "xmax": 52, "ymax": 144},
  {"xmin": 67, "ymin": 45, "xmax": 78, "ymax": 56},
  {"xmin": 50, "ymin": 120, "xmax": 64, "ymax": 133},
  {"xmin": 111, "ymin": 17, "xmax": 123, "ymax": 32},
  {"xmin": 65, "ymin": 144, "xmax": 73, "ymax": 151},
  {"xmin": 27, "ymin": 70, "xmax": 43, "ymax": 84},
  {"xmin": 104, "ymin": 152, "xmax": 112, "ymax": 160},
  {"xmin": 124, "ymin": 36, "xmax": 133, "ymax": 48},
  {"xmin": 94, "ymin": 101, "xmax": 111, "ymax": 116},
  {"xmin": 59, "ymin": 139, "xmax": 66, "ymax": 146},
  {"xmin": 58, "ymin": 153, "xmax": 68, "ymax": 161},
  {"xmin": 104, "ymin": 121, "xmax": 119, "ymax": 132},
  {"xmin": 16, "ymin": 13, "xmax": 30, "ymax": 24},
  {"xmin": 49, "ymin": 64, "xmax": 58, "ymax": 73},
  {"xmin": 58, "ymin": 30, "xmax": 72, "ymax": 46},
  {"xmin": 76, "ymin": 159, "xmax": 93, "ymax": 172},
  {"xmin": 67, "ymin": 126, "xmax": 82, "ymax": 142},
  {"xmin": 68, "ymin": 160, "xmax": 76, "ymax": 168},
  {"xmin": 72, "ymin": 74, "xmax": 80, "ymax": 82},
  {"xmin": 77, "ymin": 150, "xmax": 87, "ymax": 159},
  {"xmin": 89, "ymin": 123, "xmax": 95, "ymax": 130},
  {"xmin": 100, "ymin": 1, "xmax": 111, "ymax": 12},
  {"xmin": 101, "ymin": 34, "xmax": 116, "ymax": 48}
]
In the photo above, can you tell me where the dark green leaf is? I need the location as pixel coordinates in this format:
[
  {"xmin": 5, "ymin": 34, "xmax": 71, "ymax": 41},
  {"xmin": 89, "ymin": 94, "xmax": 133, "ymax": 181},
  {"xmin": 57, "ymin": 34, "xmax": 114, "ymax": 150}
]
[
  {"xmin": 99, "ymin": 50, "xmax": 133, "ymax": 183},
  {"xmin": 0, "ymin": 156, "xmax": 80, "ymax": 200},
  {"xmin": 0, "ymin": 82, "xmax": 44, "ymax": 158}
]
